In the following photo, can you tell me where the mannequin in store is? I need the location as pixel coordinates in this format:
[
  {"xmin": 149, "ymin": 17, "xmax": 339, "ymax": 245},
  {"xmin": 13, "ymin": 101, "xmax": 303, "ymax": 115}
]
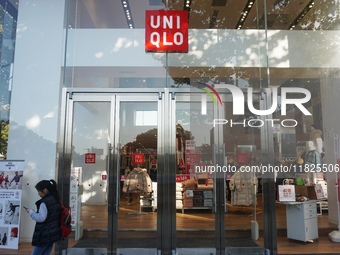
[
  {"xmin": 122, "ymin": 165, "xmax": 152, "ymax": 198},
  {"xmin": 305, "ymin": 141, "xmax": 322, "ymax": 165},
  {"xmin": 122, "ymin": 166, "xmax": 152, "ymax": 214},
  {"xmin": 310, "ymin": 124, "xmax": 323, "ymax": 154},
  {"xmin": 304, "ymin": 141, "xmax": 322, "ymax": 185},
  {"xmin": 229, "ymin": 168, "xmax": 258, "ymax": 206}
]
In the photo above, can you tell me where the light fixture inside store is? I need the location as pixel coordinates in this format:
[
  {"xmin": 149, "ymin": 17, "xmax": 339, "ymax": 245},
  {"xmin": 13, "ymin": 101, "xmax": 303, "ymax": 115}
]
[
  {"xmin": 236, "ymin": 0, "xmax": 255, "ymax": 29},
  {"xmin": 288, "ymin": 0, "xmax": 314, "ymax": 30},
  {"xmin": 183, "ymin": 0, "xmax": 192, "ymax": 18},
  {"xmin": 184, "ymin": 0, "xmax": 192, "ymax": 9},
  {"xmin": 121, "ymin": 0, "xmax": 134, "ymax": 29}
]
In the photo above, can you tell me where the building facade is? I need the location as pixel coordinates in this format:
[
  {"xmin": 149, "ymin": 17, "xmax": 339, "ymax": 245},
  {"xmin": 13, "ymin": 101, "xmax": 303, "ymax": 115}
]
[{"xmin": 1, "ymin": 0, "xmax": 340, "ymax": 254}]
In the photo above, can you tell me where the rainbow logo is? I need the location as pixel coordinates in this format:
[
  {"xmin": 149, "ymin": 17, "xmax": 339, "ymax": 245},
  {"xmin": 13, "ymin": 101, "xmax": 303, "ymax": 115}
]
[{"xmin": 195, "ymin": 82, "xmax": 222, "ymax": 106}]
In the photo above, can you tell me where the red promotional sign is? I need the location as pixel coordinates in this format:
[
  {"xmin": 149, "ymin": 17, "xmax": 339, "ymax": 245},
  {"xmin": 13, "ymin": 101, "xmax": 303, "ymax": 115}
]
[
  {"xmin": 176, "ymin": 174, "xmax": 191, "ymax": 182},
  {"xmin": 132, "ymin": 153, "xmax": 145, "ymax": 165},
  {"xmin": 145, "ymin": 10, "xmax": 188, "ymax": 52},
  {"xmin": 85, "ymin": 153, "xmax": 96, "ymax": 164}
]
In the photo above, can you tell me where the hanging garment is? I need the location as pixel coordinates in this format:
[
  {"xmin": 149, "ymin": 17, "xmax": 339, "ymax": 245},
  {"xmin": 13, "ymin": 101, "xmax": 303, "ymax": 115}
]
[
  {"xmin": 122, "ymin": 167, "xmax": 152, "ymax": 194},
  {"xmin": 176, "ymin": 124, "xmax": 185, "ymax": 169},
  {"xmin": 229, "ymin": 170, "xmax": 258, "ymax": 206}
]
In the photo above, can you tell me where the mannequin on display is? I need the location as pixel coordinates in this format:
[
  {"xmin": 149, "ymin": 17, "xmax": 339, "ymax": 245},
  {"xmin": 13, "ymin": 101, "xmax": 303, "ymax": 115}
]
[
  {"xmin": 304, "ymin": 141, "xmax": 322, "ymax": 185},
  {"xmin": 305, "ymin": 141, "xmax": 322, "ymax": 166},
  {"xmin": 229, "ymin": 169, "xmax": 258, "ymax": 206},
  {"xmin": 122, "ymin": 166, "xmax": 152, "ymax": 194},
  {"xmin": 310, "ymin": 124, "xmax": 323, "ymax": 154},
  {"xmin": 122, "ymin": 166, "xmax": 152, "ymax": 215}
]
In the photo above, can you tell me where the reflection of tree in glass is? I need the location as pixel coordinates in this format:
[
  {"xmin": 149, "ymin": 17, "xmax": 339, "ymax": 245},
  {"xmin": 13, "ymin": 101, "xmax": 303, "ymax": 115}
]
[
  {"xmin": 177, "ymin": 109, "xmax": 214, "ymax": 126},
  {"xmin": 122, "ymin": 128, "xmax": 192, "ymax": 153},
  {"xmin": 123, "ymin": 128, "xmax": 157, "ymax": 154},
  {"xmin": 0, "ymin": 121, "xmax": 8, "ymax": 156},
  {"xmin": 158, "ymin": 1, "xmax": 340, "ymax": 91}
]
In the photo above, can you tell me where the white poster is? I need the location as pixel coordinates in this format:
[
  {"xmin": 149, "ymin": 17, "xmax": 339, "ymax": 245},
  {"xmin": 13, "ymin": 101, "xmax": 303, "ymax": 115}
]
[{"xmin": 0, "ymin": 160, "xmax": 25, "ymax": 250}]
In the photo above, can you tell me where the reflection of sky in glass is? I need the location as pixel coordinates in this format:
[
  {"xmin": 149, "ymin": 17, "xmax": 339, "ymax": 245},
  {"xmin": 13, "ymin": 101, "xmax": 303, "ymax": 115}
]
[
  {"xmin": 73, "ymin": 102, "xmax": 110, "ymax": 155},
  {"xmin": 135, "ymin": 111, "xmax": 157, "ymax": 126},
  {"xmin": 176, "ymin": 102, "xmax": 214, "ymax": 147}
]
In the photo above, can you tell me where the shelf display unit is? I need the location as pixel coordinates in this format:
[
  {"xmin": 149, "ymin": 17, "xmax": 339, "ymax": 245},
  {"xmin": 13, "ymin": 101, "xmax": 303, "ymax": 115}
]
[{"xmin": 179, "ymin": 188, "xmax": 213, "ymax": 213}]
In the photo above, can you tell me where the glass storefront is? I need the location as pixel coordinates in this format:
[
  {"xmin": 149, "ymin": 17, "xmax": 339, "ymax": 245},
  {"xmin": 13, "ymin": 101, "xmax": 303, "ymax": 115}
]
[
  {"xmin": 3, "ymin": 0, "xmax": 340, "ymax": 255},
  {"xmin": 55, "ymin": 0, "xmax": 340, "ymax": 254}
]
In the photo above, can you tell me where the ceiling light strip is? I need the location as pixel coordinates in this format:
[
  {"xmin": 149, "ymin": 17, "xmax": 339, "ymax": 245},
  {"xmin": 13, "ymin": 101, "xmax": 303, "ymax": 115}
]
[
  {"xmin": 121, "ymin": 0, "xmax": 134, "ymax": 29},
  {"xmin": 183, "ymin": 0, "xmax": 192, "ymax": 18},
  {"xmin": 236, "ymin": 0, "xmax": 256, "ymax": 29},
  {"xmin": 288, "ymin": 0, "xmax": 314, "ymax": 30}
]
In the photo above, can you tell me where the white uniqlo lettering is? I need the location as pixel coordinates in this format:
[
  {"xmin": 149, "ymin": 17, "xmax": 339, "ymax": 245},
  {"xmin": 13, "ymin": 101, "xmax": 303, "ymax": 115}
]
[
  {"xmin": 149, "ymin": 14, "xmax": 183, "ymax": 48},
  {"xmin": 150, "ymin": 15, "xmax": 160, "ymax": 28}
]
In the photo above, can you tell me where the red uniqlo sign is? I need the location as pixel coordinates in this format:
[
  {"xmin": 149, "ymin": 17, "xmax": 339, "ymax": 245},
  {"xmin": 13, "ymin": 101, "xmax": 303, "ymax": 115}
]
[
  {"xmin": 85, "ymin": 153, "xmax": 96, "ymax": 164},
  {"xmin": 132, "ymin": 153, "xmax": 145, "ymax": 165},
  {"xmin": 145, "ymin": 10, "xmax": 188, "ymax": 52}
]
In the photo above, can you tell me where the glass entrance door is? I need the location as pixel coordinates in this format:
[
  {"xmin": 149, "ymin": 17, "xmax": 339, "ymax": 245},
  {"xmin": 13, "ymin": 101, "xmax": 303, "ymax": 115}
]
[
  {"xmin": 173, "ymin": 88, "xmax": 269, "ymax": 255},
  {"xmin": 60, "ymin": 91, "xmax": 161, "ymax": 254},
  {"xmin": 114, "ymin": 95, "xmax": 160, "ymax": 255},
  {"xmin": 173, "ymin": 93, "xmax": 217, "ymax": 254}
]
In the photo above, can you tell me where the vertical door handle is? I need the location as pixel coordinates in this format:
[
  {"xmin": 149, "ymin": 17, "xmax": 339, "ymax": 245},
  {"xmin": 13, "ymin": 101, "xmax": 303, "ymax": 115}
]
[
  {"xmin": 116, "ymin": 143, "xmax": 121, "ymax": 213},
  {"xmin": 107, "ymin": 143, "xmax": 112, "ymax": 213}
]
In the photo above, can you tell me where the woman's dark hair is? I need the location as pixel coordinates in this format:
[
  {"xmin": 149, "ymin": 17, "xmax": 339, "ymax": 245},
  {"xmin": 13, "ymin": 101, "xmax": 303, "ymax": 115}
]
[{"xmin": 35, "ymin": 179, "xmax": 60, "ymax": 202}]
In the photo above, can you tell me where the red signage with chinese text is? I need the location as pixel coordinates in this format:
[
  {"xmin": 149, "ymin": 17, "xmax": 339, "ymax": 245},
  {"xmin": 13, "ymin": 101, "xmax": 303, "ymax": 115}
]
[
  {"xmin": 132, "ymin": 153, "xmax": 145, "ymax": 165},
  {"xmin": 176, "ymin": 174, "xmax": 191, "ymax": 182},
  {"xmin": 85, "ymin": 153, "xmax": 96, "ymax": 164},
  {"xmin": 145, "ymin": 10, "xmax": 188, "ymax": 52}
]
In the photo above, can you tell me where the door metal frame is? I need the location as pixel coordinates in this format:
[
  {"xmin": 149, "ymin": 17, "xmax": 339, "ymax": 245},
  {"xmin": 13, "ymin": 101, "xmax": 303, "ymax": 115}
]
[{"xmin": 56, "ymin": 87, "xmax": 275, "ymax": 255}]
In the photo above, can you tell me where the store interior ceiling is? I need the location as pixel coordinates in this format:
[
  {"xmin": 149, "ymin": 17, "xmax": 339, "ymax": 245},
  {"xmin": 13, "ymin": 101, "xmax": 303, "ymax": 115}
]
[
  {"xmin": 8, "ymin": 0, "xmax": 339, "ymax": 30},
  {"xmin": 72, "ymin": 0, "xmax": 339, "ymax": 30}
]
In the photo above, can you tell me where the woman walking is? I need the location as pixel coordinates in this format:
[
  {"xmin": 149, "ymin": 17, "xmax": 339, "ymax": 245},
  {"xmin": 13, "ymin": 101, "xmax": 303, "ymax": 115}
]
[{"xmin": 25, "ymin": 179, "xmax": 61, "ymax": 255}]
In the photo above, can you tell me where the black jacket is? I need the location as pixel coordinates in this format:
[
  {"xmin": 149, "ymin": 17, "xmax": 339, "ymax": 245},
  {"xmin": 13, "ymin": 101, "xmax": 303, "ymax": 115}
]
[{"xmin": 32, "ymin": 194, "xmax": 61, "ymax": 246}]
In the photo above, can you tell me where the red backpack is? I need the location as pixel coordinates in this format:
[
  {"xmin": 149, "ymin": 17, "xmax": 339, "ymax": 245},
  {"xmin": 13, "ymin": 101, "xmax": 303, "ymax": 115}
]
[{"xmin": 60, "ymin": 201, "xmax": 72, "ymax": 239}]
